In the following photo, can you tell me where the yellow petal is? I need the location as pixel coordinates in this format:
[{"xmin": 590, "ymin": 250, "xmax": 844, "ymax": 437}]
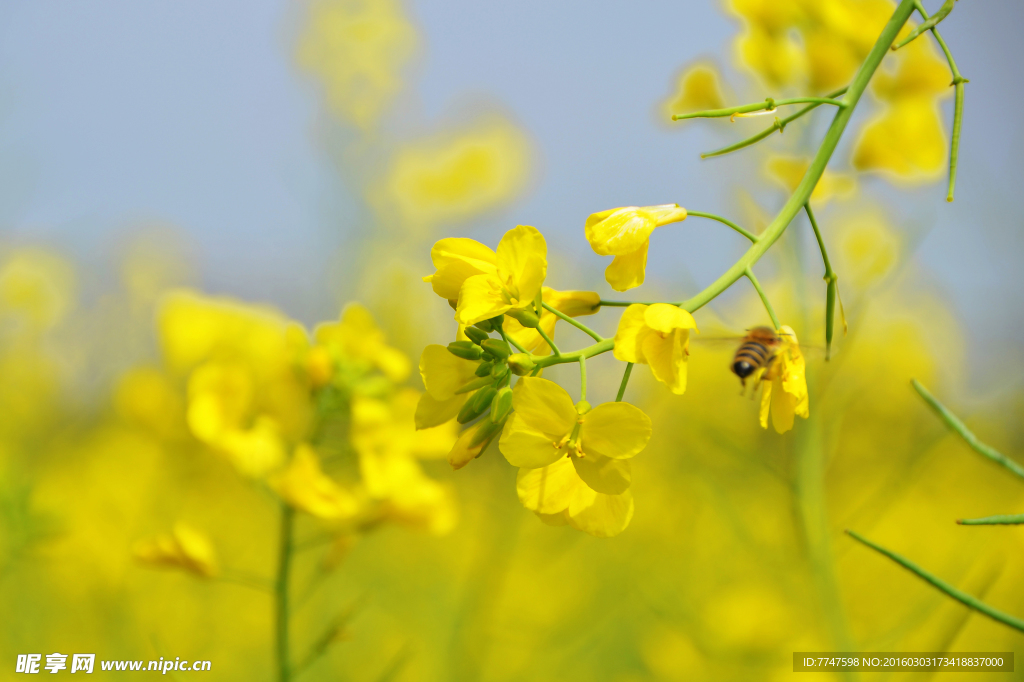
[
  {"xmin": 496, "ymin": 225, "xmax": 547, "ymax": 305},
  {"xmin": 516, "ymin": 456, "xmax": 580, "ymax": 514},
  {"xmin": 455, "ymin": 273, "xmax": 511, "ymax": 326},
  {"xmin": 218, "ymin": 417, "xmax": 288, "ymax": 478},
  {"xmin": 662, "ymin": 63, "xmax": 726, "ymax": 117},
  {"xmin": 419, "ymin": 344, "xmax": 478, "ymax": 400},
  {"xmin": 759, "ymin": 381, "xmax": 772, "ymax": 429},
  {"xmin": 585, "ymin": 207, "xmax": 656, "ymax": 257},
  {"xmin": 642, "ymin": 328, "xmax": 689, "ymax": 395},
  {"xmin": 510, "ymin": 377, "xmax": 577, "ymax": 438},
  {"xmin": 567, "ymin": 487, "xmax": 635, "ymax": 538},
  {"xmin": 604, "ymin": 242, "xmax": 649, "ymax": 292},
  {"xmin": 643, "ymin": 303, "xmax": 697, "ymax": 334},
  {"xmin": 580, "ymin": 402, "xmax": 652, "ymax": 460},
  {"xmin": 270, "ymin": 445, "xmax": 360, "ymax": 520},
  {"xmin": 852, "ymin": 99, "xmax": 946, "ymax": 179},
  {"xmin": 499, "ymin": 414, "xmax": 566, "ymax": 469},
  {"xmin": 612, "ymin": 304, "xmax": 651, "ymax": 364},
  {"xmin": 544, "ymin": 287, "xmax": 601, "ymax": 318},
  {"xmin": 769, "ymin": 377, "xmax": 797, "ymax": 433},
  {"xmin": 571, "ymin": 453, "xmax": 631, "ymax": 495},
  {"xmin": 414, "ymin": 391, "xmax": 467, "ymax": 429},
  {"xmin": 424, "ymin": 237, "xmax": 497, "ymax": 300}
]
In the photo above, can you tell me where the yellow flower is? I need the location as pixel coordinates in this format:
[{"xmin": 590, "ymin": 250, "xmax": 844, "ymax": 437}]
[
  {"xmin": 414, "ymin": 344, "xmax": 480, "ymax": 429},
  {"xmin": 134, "ymin": 523, "xmax": 218, "ymax": 578},
  {"xmin": 271, "ymin": 444, "xmax": 361, "ymax": 520},
  {"xmin": 661, "ymin": 63, "xmax": 726, "ymax": 118},
  {"xmin": 373, "ymin": 115, "xmax": 530, "ymax": 233},
  {"xmin": 852, "ymin": 39, "xmax": 951, "ymax": 180},
  {"xmin": 314, "ymin": 303, "xmax": 410, "ymax": 383},
  {"xmin": 504, "ymin": 287, "xmax": 601, "ymax": 355},
  {"xmin": 765, "ymin": 156, "xmax": 856, "ymax": 207},
  {"xmin": 0, "ymin": 248, "xmax": 75, "ymax": 333},
  {"xmin": 296, "ymin": 0, "xmax": 418, "ymax": 130},
  {"xmin": 613, "ymin": 304, "xmax": 698, "ymax": 395},
  {"xmin": 759, "ymin": 325, "xmax": 809, "ymax": 433},
  {"xmin": 499, "ymin": 377, "xmax": 651, "ymax": 537},
  {"xmin": 458, "ymin": 227, "xmax": 548, "ymax": 325},
  {"xmin": 585, "ymin": 205, "xmax": 687, "ymax": 292}
]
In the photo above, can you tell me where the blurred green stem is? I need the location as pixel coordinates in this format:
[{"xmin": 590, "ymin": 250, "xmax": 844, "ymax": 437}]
[
  {"xmin": 672, "ymin": 96, "xmax": 846, "ymax": 121},
  {"xmin": 958, "ymin": 513, "xmax": 1024, "ymax": 526},
  {"xmin": 744, "ymin": 268, "xmax": 781, "ymax": 329},
  {"xmin": 911, "ymin": 379, "xmax": 1024, "ymax": 481},
  {"xmin": 615, "ymin": 363, "xmax": 633, "ymax": 402},
  {"xmin": 805, "ymin": 203, "xmax": 839, "ymax": 359},
  {"xmin": 846, "ymin": 529, "xmax": 1024, "ymax": 633},
  {"xmin": 542, "ymin": 302, "xmax": 604, "ymax": 342},
  {"xmin": 687, "ymin": 210, "xmax": 758, "ymax": 243},
  {"xmin": 276, "ymin": 504, "xmax": 295, "ymax": 682}
]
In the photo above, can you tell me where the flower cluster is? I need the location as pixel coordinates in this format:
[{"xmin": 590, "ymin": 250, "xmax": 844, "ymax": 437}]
[{"xmin": 420, "ymin": 213, "xmax": 809, "ymax": 537}]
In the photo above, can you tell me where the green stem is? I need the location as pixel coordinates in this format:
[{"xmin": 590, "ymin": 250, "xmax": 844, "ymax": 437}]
[
  {"xmin": 536, "ymin": 326, "xmax": 561, "ymax": 355},
  {"xmin": 677, "ymin": 0, "xmax": 918, "ymax": 315},
  {"xmin": 533, "ymin": 338, "xmax": 613, "ymax": 370},
  {"xmin": 615, "ymin": 363, "xmax": 634, "ymax": 402},
  {"xmin": 687, "ymin": 210, "xmax": 758, "ymax": 243},
  {"xmin": 914, "ymin": 0, "xmax": 966, "ymax": 202},
  {"xmin": 846, "ymin": 529, "xmax": 1024, "ymax": 633},
  {"xmin": 578, "ymin": 357, "xmax": 587, "ymax": 402},
  {"xmin": 673, "ymin": 96, "xmax": 846, "ymax": 121},
  {"xmin": 701, "ymin": 87, "xmax": 849, "ymax": 159},
  {"xmin": 745, "ymin": 268, "xmax": 781, "ymax": 329},
  {"xmin": 496, "ymin": 319, "xmax": 528, "ymax": 354},
  {"xmin": 958, "ymin": 514, "xmax": 1024, "ymax": 526},
  {"xmin": 217, "ymin": 569, "xmax": 273, "ymax": 592},
  {"xmin": 895, "ymin": 0, "xmax": 955, "ymax": 50},
  {"xmin": 912, "ymin": 379, "xmax": 1024, "ymax": 481},
  {"xmin": 276, "ymin": 504, "xmax": 295, "ymax": 682},
  {"xmin": 805, "ymin": 203, "xmax": 838, "ymax": 359},
  {"xmin": 541, "ymin": 302, "xmax": 604, "ymax": 342}
]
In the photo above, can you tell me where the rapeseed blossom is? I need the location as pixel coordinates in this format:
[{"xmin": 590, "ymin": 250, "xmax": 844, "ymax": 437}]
[
  {"xmin": 613, "ymin": 304, "xmax": 698, "ymax": 395},
  {"xmin": 503, "ymin": 287, "xmax": 600, "ymax": 355},
  {"xmin": 585, "ymin": 205, "xmax": 687, "ymax": 291},
  {"xmin": 133, "ymin": 523, "xmax": 219, "ymax": 578},
  {"xmin": 759, "ymin": 325, "xmax": 809, "ymax": 433}
]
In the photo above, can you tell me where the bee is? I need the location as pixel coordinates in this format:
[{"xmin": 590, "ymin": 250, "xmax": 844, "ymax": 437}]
[{"xmin": 730, "ymin": 326, "xmax": 783, "ymax": 387}]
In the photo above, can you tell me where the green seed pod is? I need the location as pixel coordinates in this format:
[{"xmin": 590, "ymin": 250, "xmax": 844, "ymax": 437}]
[
  {"xmin": 447, "ymin": 340, "xmax": 483, "ymax": 361},
  {"xmin": 490, "ymin": 387, "xmax": 513, "ymax": 423},
  {"xmin": 480, "ymin": 339, "xmax": 511, "ymax": 360},
  {"xmin": 507, "ymin": 307, "xmax": 540, "ymax": 329},
  {"xmin": 507, "ymin": 353, "xmax": 537, "ymax": 376},
  {"xmin": 457, "ymin": 386, "xmax": 497, "ymax": 424},
  {"xmin": 472, "ymin": 319, "xmax": 494, "ymax": 333},
  {"xmin": 475, "ymin": 361, "xmax": 493, "ymax": 377},
  {"xmin": 454, "ymin": 375, "xmax": 494, "ymax": 395},
  {"xmin": 464, "ymin": 327, "xmax": 490, "ymax": 344}
]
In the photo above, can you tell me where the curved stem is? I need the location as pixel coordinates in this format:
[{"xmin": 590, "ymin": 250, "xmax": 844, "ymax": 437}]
[
  {"xmin": 847, "ymin": 529, "xmax": 1024, "ymax": 633},
  {"xmin": 805, "ymin": 203, "xmax": 839, "ymax": 359},
  {"xmin": 745, "ymin": 268, "xmax": 781, "ymax": 329},
  {"xmin": 542, "ymin": 302, "xmax": 604, "ymax": 342},
  {"xmin": 895, "ymin": 0, "xmax": 955, "ymax": 50},
  {"xmin": 701, "ymin": 86, "xmax": 849, "ymax": 159},
  {"xmin": 536, "ymin": 326, "xmax": 560, "ymax": 356},
  {"xmin": 578, "ymin": 357, "xmax": 587, "ymax": 402},
  {"xmin": 673, "ymin": 96, "xmax": 846, "ymax": 121},
  {"xmin": 912, "ymin": 379, "xmax": 1024, "ymax": 481},
  {"xmin": 275, "ymin": 504, "xmax": 295, "ymax": 682},
  {"xmin": 496, "ymin": 319, "xmax": 528, "ymax": 354},
  {"xmin": 687, "ymin": 210, "xmax": 758, "ymax": 243},
  {"xmin": 615, "ymin": 363, "xmax": 634, "ymax": 402}
]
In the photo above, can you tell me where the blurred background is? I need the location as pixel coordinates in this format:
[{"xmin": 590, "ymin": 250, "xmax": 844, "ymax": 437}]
[{"xmin": 1, "ymin": 0, "xmax": 1024, "ymax": 679}]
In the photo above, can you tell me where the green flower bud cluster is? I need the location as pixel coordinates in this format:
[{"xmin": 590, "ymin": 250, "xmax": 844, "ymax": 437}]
[{"xmin": 446, "ymin": 324, "xmax": 513, "ymax": 426}]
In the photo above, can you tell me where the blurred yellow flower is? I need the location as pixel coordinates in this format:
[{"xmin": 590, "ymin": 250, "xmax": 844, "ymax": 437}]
[
  {"xmin": 415, "ymin": 344, "xmax": 479, "ymax": 429},
  {"xmin": 838, "ymin": 209, "xmax": 901, "ymax": 288},
  {"xmin": 504, "ymin": 287, "xmax": 600, "ymax": 355},
  {"xmin": 424, "ymin": 225, "xmax": 547, "ymax": 326},
  {"xmin": 499, "ymin": 377, "xmax": 651, "ymax": 537},
  {"xmin": 352, "ymin": 389, "xmax": 458, "ymax": 460},
  {"xmin": 662, "ymin": 62, "xmax": 726, "ymax": 118},
  {"xmin": 134, "ymin": 523, "xmax": 218, "ymax": 578},
  {"xmin": 114, "ymin": 367, "xmax": 184, "ymax": 438},
  {"xmin": 315, "ymin": 303, "xmax": 411, "ymax": 383},
  {"xmin": 765, "ymin": 156, "xmax": 856, "ymax": 207},
  {"xmin": 613, "ymin": 304, "xmax": 698, "ymax": 395},
  {"xmin": 853, "ymin": 40, "xmax": 951, "ymax": 180},
  {"xmin": 375, "ymin": 116, "xmax": 531, "ymax": 232},
  {"xmin": 759, "ymin": 325, "xmax": 809, "ymax": 433},
  {"xmin": 0, "ymin": 248, "xmax": 75, "ymax": 333},
  {"xmin": 585, "ymin": 205, "xmax": 687, "ymax": 291},
  {"xmin": 270, "ymin": 444, "xmax": 361, "ymax": 520},
  {"xmin": 296, "ymin": 0, "xmax": 417, "ymax": 130}
]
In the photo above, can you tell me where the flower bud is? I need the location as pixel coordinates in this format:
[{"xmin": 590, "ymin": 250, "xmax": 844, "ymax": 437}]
[
  {"xmin": 469, "ymin": 417, "xmax": 503, "ymax": 448},
  {"xmin": 472, "ymin": 319, "xmax": 494, "ymax": 333},
  {"xmin": 575, "ymin": 400, "xmax": 592, "ymax": 415},
  {"xmin": 506, "ymin": 307, "xmax": 540, "ymax": 328},
  {"xmin": 457, "ymin": 386, "xmax": 497, "ymax": 424},
  {"xmin": 507, "ymin": 353, "xmax": 537, "ymax": 376},
  {"xmin": 480, "ymin": 339, "xmax": 511, "ymax": 360},
  {"xmin": 464, "ymin": 327, "xmax": 490, "ymax": 345},
  {"xmin": 491, "ymin": 387, "xmax": 514, "ymax": 423},
  {"xmin": 491, "ymin": 362, "xmax": 510, "ymax": 382},
  {"xmin": 475, "ymin": 361, "xmax": 493, "ymax": 377},
  {"xmin": 454, "ymin": 375, "xmax": 494, "ymax": 395},
  {"xmin": 447, "ymin": 340, "xmax": 483, "ymax": 361}
]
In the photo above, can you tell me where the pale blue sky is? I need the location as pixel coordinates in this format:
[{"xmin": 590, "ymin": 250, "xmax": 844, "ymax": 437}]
[{"xmin": 0, "ymin": 1, "xmax": 1021, "ymax": 384}]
